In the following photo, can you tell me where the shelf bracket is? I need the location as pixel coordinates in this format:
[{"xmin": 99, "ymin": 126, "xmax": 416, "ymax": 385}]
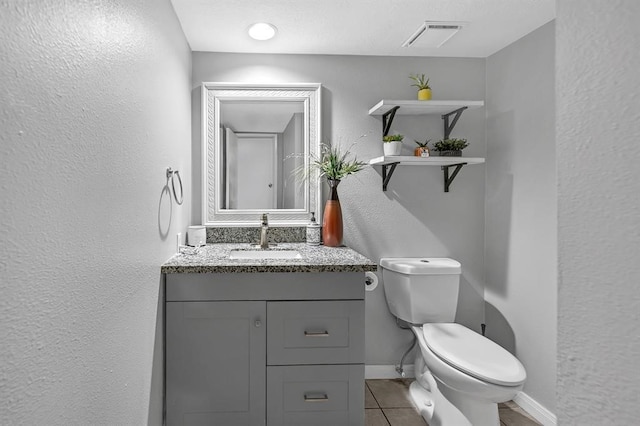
[
  {"xmin": 442, "ymin": 107, "xmax": 468, "ymax": 139},
  {"xmin": 442, "ymin": 163, "xmax": 467, "ymax": 192},
  {"xmin": 382, "ymin": 106, "xmax": 400, "ymax": 137},
  {"xmin": 382, "ymin": 162, "xmax": 399, "ymax": 191}
]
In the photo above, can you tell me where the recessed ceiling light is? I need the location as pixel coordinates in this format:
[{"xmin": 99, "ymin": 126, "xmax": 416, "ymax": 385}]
[{"xmin": 248, "ymin": 23, "xmax": 277, "ymax": 41}]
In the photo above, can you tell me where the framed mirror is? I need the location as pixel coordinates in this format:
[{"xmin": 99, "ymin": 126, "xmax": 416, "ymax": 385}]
[{"xmin": 202, "ymin": 83, "xmax": 322, "ymax": 226}]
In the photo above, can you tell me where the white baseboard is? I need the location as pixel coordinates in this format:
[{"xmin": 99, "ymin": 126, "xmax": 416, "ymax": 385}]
[
  {"xmin": 365, "ymin": 364, "xmax": 415, "ymax": 379},
  {"xmin": 513, "ymin": 391, "xmax": 557, "ymax": 426}
]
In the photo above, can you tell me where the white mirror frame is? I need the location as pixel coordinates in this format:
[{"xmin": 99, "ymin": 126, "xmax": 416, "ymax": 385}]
[{"xmin": 202, "ymin": 82, "xmax": 322, "ymax": 226}]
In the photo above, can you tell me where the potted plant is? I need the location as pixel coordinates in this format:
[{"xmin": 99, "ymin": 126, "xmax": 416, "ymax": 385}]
[
  {"xmin": 432, "ymin": 138, "xmax": 469, "ymax": 156},
  {"xmin": 383, "ymin": 134, "xmax": 404, "ymax": 156},
  {"xmin": 309, "ymin": 143, "xmax": 366, "ymax": 181},
  {"xmin": 298, "ymin": 143, "xmax": 366, "ymax": 247},
  {"xmin": 409, "ymin": 73, "xmax": 432, "ymax": 100},
  {"xmin": 414, "ymin": 139, "xmax": 431, "ymax": 157}
]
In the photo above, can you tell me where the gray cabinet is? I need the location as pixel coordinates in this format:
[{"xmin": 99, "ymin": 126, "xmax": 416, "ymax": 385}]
[
  {"xmin": 166, "ymin": 301, "xmax": 266, "ymax": 425},
  {"xmin": 165, "ymin": 272, "xmax": 365, "ymax": 426}
]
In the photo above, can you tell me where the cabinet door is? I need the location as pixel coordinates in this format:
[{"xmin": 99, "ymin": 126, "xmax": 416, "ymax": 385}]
[{"xmin": 166, "ymin": 301, "xmax": 266, "ymax": 426}]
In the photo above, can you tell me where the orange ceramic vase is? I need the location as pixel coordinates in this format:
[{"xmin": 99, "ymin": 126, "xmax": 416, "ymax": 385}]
[{"xmin": 322, "ymin": 179, "xmax": 343, "ymax": 247}]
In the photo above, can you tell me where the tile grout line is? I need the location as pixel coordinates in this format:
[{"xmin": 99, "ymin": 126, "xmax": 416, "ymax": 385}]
[
  {"xmin": 380, "ymin": 408, "xmax": 392, "ymax": 426},
  {"xmin": 368, "ymin": 380, "xmax": 425, "ymax": 426},
  {"xmin": 366, "ymin": 380, "xmax": 395, "ymax": 426},
  {"xmin": 365, "ymin": 381, "xmax": 381, "ymax": 409}
]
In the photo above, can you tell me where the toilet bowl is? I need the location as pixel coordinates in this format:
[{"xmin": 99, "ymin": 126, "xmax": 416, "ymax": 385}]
[
  {"xmin": 413, "ymin": 323, "xmax": 525, "ymax": 425},
  {"xmin": 380, "ymin": 257, "xmax": 527, "ymax": 426}
]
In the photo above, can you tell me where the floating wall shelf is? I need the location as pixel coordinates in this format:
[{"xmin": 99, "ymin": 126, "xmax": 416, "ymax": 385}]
[
  {"xmin": 369, "ymin": 156, "xmax": 485, "ymax": 192},
  {"xmin": 368, "ymin": 100, "xmax": 484, "ymax": 138},
  {"xmin": 368, "ymin": 100, "xmax": 485, "ymax": 192}
]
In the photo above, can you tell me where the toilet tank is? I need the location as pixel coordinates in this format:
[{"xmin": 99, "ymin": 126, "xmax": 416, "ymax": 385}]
[{"xmin": 380, "ymin": 258, "xmax": 461, "ymax": 324}]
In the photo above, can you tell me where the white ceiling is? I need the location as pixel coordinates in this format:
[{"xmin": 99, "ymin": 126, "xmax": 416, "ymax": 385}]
[{"xmin": 171, "ymin": 0, "xmax": 555, "ymax": 58}]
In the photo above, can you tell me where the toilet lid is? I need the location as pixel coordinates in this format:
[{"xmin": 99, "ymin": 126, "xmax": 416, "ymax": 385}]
[{"xmin": 422, "ymin": 323, "xmax": 526, "ymax": 386}]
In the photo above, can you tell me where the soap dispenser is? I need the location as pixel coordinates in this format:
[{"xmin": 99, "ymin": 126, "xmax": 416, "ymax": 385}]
[{"xmin": 306, "ymin": 212, "xmax": 321, "ymax": 245}]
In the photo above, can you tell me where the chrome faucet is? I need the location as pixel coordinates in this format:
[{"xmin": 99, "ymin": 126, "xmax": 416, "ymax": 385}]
[{"xmin": 259, "ymin": 213, "xmax": 269, "ymax": 249}]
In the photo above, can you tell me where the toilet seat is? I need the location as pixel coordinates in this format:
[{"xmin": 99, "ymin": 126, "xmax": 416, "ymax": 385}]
[{"xmin": 422, "ymin": 323, "xmax": 526, "ymax": 387}]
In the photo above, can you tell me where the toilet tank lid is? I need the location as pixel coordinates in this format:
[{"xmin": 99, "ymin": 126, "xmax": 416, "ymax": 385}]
[{"xmin": 380, "ymin": 258, "xmax": 461, "ymax": 275}]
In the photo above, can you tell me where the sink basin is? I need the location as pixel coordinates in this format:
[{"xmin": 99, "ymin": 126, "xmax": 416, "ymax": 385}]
[{"xmin": 229, "ymin": 249, "xmax": 303, "ymax": 260}]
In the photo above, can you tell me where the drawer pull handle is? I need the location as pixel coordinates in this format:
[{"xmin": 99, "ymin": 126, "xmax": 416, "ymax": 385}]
[
  {"xmin": 304, "ymin": 330, "xmax": 329, "ymax": 337},
  {"xmin": 304, "ymin": 393, "xmax": 329, "ymax": 402}
]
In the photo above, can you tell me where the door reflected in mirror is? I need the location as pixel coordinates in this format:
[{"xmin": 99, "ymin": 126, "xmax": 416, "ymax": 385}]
[
  {"xmin": 221, "ymin": 100, "xmax": 304, "ymax": 210},
  {"xmin": 202, "ymin": 83, "xmax": 322, "ymax": 226}
]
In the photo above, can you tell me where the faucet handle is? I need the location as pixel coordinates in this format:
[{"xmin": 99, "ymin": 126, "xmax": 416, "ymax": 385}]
[{"xmin": 261, "ymin": 213, "xmax": 268, "ymax": 225}]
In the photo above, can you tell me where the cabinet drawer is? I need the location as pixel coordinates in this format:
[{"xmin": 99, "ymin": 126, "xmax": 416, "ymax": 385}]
[
  {"xmin": 267, "ymin": 301, "xmax": 364, "ymax": 365},
  {"xmin": 267, "ymin": 364, "xmax": 364, "ymax": 426}
]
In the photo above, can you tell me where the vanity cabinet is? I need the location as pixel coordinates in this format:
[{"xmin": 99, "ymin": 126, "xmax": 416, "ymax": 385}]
[{"xmin": 165, "ymin": 272, "xmax": 365, "ymax": 426}]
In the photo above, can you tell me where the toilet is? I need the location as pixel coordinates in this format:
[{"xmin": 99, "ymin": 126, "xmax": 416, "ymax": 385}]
[{"xmin": 380, "ymin": 258, "xmax": 526, "ymax": 426}]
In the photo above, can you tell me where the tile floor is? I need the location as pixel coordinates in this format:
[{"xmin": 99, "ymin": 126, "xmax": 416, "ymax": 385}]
[{"xmin": 365, "ymin": 379, "xmax": 541, "ymax": 426}]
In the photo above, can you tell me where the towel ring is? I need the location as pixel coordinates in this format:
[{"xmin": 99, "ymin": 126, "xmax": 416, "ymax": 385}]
[{"xmin": 166, "ymin": 167, "xmax": 183, "ymax": 205}]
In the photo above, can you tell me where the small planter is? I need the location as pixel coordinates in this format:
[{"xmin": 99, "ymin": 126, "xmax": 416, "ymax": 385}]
[
  {"xmin": 383, "ymin": 141, "xmax": 402, "ymax": 156},
  {"xmin": 418, "ymin": 88, "xmax": 432, "ymax": 100},
  {"xmin": 433, "ymin": 139, "xmax": 468, "ymax": 156},
  {"xmin": 414, "ymin": 146, "xmax": 430, "ymax": 157},
  {"xmin": 437, "ymin": 150, "xmax": 462, "ymax": 157}
]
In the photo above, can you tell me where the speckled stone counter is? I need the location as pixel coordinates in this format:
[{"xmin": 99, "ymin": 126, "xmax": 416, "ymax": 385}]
[{"xmin": 161, "ymin": 243, "xmax": 377, "ymax": 274}]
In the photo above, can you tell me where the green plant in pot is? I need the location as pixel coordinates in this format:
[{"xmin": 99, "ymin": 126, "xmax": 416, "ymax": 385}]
[
  {"xmin": 383, "ymin": 134, "xmax": 404, "ymax": 156},
  {"xmin": 310, "ymin": 143, "xmax": 366, "ymax": 181},
  {"xmin": 296, "ymin": 143, "xmax": 365, "ymax": 247},
  {"xmin": 432, "ymin": 138, "xmax": 469, "ymax": 156},
  {"xmin": 409, "ymin": 73, "xmax": 432, "ymax": 100}
]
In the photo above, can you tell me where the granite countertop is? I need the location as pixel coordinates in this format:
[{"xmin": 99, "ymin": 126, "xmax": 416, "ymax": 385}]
[{"xmin": 161, "ymin": 243, "xmax": 377, "ymax": 274}]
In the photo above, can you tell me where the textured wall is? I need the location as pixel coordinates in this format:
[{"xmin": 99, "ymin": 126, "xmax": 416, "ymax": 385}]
[
  {"xmin": 0, "ymin": 1, "xmax": 191, "ymax": 424},
  {"xmin": 557, "ymin": 1, "xmax": 640, "ymax": 423},
  {"xmin": 192, "ymin": 53, "xmax": 487, "ymax": 365},
  {"xmin": 485, "ymin": 22, "xmax": 557, "ymax": 413}
]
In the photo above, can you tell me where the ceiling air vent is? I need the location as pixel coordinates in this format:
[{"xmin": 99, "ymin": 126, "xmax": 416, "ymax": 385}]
[{"xmin": 402, "ymin": 22, "xmax": 465, "ymax": 48}]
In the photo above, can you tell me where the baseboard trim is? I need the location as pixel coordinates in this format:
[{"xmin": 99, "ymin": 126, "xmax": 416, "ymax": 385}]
[
  {"xmin": 365, "ymin": 364, "xmax": 415, "ymax": 379},
  {"xmin": 513, "ymin": 391, "xmax": 557, "ymax": 426}
]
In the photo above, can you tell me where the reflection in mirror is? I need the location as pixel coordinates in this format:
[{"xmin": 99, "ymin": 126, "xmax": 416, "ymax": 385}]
[
  {"xmin": 221, "ymin": 101, "xmax": 304, "ymax": 210},
  {"xmin": 202, "ymin": 83, "xmax": 322, "ymax": 226}
]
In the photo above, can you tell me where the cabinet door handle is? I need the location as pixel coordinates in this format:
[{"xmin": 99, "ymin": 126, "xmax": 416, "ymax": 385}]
[
  {"xmin": 304, "ymin": 393, "xmax": 329, "ymax": 402},
  {"xmin": 255, "ymin": 320, "xmax": 262, "ymax": 328},
  {"xmin": 304, "ymin": 330, "xmax": 329, "ymax": 337}
]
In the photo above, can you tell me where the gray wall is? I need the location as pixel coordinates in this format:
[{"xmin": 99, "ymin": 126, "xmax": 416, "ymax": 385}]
[
  {"xmin": 557, "ymin": 1, "xmax": 640, "ymax": 423},
  {"xmin": 485, "ymin": 22, "xmax": 557, "ymax": 413},
  {"xmin": 0, "ymin": 1, "xmax": 191, "ymax": 424},
  {"xmin": 192, "ymin": 53, "xmax": 487, "ymax": 365}
]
